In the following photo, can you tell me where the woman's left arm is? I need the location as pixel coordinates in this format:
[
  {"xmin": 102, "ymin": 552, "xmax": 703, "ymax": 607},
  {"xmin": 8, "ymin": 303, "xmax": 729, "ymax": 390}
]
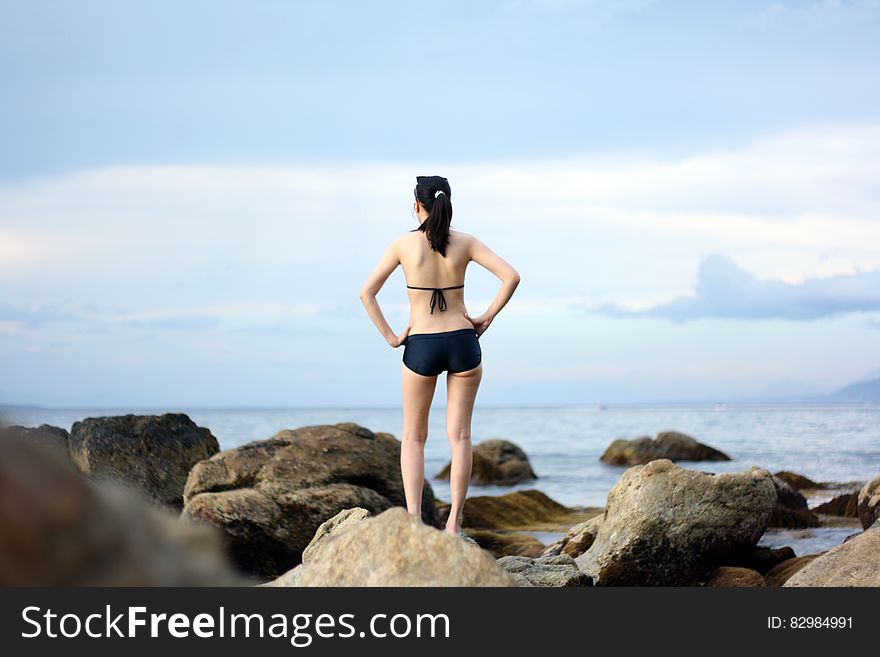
[{"xmin": 359, "ymin": 237, "xmax": 413, "ymax": 348}]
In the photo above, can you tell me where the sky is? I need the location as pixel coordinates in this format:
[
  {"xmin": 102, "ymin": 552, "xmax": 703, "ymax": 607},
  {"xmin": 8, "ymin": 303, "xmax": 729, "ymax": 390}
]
[{"xmin": 1, "ymin": 0, "xmax": 880, "ymax": 407}]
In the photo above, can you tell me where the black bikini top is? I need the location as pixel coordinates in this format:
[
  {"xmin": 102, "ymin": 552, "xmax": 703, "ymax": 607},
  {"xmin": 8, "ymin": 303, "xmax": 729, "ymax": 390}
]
[{"xmin": 406, "ymin": 283, "xmax": 464, "ymax": 314}]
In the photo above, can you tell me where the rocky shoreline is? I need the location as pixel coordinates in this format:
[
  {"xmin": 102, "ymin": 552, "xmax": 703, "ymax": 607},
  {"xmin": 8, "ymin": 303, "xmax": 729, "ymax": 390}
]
[{"xmin": 1, "ymin": 413, "xmax": 877, "ymax": 587}]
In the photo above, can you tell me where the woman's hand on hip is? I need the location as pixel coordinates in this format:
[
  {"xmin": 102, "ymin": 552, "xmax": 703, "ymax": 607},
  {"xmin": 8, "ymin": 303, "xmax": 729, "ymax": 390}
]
[
  {"xmin": 389, "ymin": 321, "xmax": 414, "ymax": 348},
  {"xmin": 464, "ymin": 311, "xmax": 492, "ymax": 338}
]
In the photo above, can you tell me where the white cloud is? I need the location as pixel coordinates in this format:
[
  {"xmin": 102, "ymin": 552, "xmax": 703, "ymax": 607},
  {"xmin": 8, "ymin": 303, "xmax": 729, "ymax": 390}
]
[{"xmin": 2, "ymin": 121, "xmax": 880, "ymax": 332}]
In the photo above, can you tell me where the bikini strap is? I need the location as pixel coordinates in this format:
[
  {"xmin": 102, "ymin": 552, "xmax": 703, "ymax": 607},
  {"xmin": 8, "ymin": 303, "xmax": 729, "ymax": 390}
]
[{"xmin": 405, "ymin": 284, "xmax": 465, "ymax": 314}]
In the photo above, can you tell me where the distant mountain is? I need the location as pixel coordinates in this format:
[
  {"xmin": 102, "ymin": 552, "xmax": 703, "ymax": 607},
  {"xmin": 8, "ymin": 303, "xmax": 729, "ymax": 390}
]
[
  {"xmin": 755, "ymin": 378, "xmax": 819, "ymax": 400},
  {"xmin": 824, "ymin": 376, "xmax": 880, "ymax": 403}
]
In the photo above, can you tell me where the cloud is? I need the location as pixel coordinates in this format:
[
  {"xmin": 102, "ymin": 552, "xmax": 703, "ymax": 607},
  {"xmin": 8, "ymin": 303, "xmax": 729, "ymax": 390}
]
[
  {"xmin": 743, "ymin": 0, "xmax": 880, "ymax": 29},
  {"xmin": 586, "ymin": 253, "xmax": 880, "ymax": 322}
]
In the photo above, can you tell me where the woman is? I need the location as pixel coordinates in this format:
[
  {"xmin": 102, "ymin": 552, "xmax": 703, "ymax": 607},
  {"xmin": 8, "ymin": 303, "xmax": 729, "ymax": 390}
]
[{"xmin": 359, "ymin": 175, "xmax": 520, "ymax": 538}]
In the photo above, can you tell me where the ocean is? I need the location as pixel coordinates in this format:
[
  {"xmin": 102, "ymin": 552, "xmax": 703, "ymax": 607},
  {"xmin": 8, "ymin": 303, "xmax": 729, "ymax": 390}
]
[{"xmin": 5, "ymin": 402, "xmax": 878, "ymax": 556}]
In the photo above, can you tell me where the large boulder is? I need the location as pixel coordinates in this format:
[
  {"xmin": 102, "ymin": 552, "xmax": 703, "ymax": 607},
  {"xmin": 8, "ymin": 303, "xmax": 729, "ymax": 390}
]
[
  {"xmin": 182, "ymin": 422, "xmax": 440, "ymax": 579},
  {"xmin": 857, "ymin": 475, "xmax": 880, "ymax": 529},
  {"xmin": 69, "ymin": 413, "xmax": 219, "ymax": 509},
  {"xmin": 435, "ymin": 438, "xmax": 537, "ymax": 485},
  {"xmin": 600, "ymin": 430, "xmax": 730, "ymax": 466},
  {"xmin": 496, "ymin": 554, "xmax": 592, "ymax": 587},
  {"xmin": 0, "ymin": 432, "xmax": 247, "ymax": 586},
  {"xmin": 768, "ymin": 474, "xmax": 819, "ymax": 528},
  {"xmin": 291, "ymin": 507, "xmax": 516, "ymax": 586},
  {"xmin": 576, "ymin": 459, "xmax": 777, "ymax": 586},
  {"xmin": 783, "ymin": 525, "xmax": 880, "ymax": 587}
]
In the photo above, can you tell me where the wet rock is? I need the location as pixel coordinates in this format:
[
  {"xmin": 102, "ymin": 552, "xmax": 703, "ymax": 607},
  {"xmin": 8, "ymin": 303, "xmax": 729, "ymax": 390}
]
[
  {"xmin": 461, "ymin": 489, "xmax": 599, "ymax": 532},
  {"xmin": 436, "ymin": 438, "xmax": 537, "ymax": 485},
  {"xmin": 462, "ymin": 530, "xmax": 546, "ymax": 558},
  {"xmin": 600, "ymin": 430, "xmax": 730, "ymax": 466}
]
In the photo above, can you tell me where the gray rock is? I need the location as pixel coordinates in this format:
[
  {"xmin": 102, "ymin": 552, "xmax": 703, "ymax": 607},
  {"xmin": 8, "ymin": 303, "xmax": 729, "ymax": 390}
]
[
  {"xmin": 69, "ymin": 413, "xmax": 219, "ymax": 509},
  {"xmin": 783, "ymin": 525, "xmax": 880, "ymax": 587},
  {"xmin": 293, "ymin": 507, "xmax": 516, "ymax": 587},
  {"xmin": 576, "ymin": 459, "xmax": 777, "ymax": 586},
  {"xmin": 182, "ymin": 422, "xmax": 440, "ymax": 579},
  {"xmin": 497, "ymin": 554, "xmax": 592, "ymax": 587}
]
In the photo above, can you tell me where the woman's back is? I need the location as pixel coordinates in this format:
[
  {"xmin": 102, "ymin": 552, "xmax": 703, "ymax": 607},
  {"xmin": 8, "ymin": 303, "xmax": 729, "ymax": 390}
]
[{"xmin": 400, "ymin": 229, "xmax": 473, "ymax": 335}]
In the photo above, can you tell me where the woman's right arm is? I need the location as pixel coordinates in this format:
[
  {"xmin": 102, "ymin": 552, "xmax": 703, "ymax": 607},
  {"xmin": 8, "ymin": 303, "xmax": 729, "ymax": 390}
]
[{"xmin": 466, "ymin": 235, "xmax": 520, "ymax": 336}]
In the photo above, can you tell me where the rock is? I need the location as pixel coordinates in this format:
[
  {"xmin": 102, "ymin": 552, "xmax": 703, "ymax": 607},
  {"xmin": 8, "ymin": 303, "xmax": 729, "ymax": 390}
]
[
  {"xmin": 773, "ymin": 471, "xmax": 823, "ymax": 490},
  {"xmin": 725, "ymin": 545, "xmax": 797, "ymax": 574},
  {"xmin": 783, "ymin": 525, "xmax": 880, "ymax": 586},
  {"xmin": 768, "ymin": 474, "xmax": 819, "ymax": 528},
  {"xmin": 463, "ymin": 530, "xmax": 546, "ymax": 558},
  {"xmin": 706, "ymin": 567, "xmax": 766, "ymax": 587},
  {"xmin": 811, "ymin": 492, "xmax": 860, "ymax": 517},
  {"xmin": 764, "ymin": 555, "xmax": 822, "ymax": 586},
  {"xmin": 302, "ymin": 507, "xmax": 372, "ymax": 564},
  {"xmin": 0, "ymin": 434, "xmax": 248, "ymax": 586},
  {"xmin": 1, "ymin": 424, "xmax": 71, "ymax": 460},
  {"xmin": 262, "ymin": 564, "xmax": 303, "ymax": 587},
  {"xmin": 461, "ymin": 489, "xmax": 599, "ymax": 532},
  {"xmin": 600, "ymin": 430, "xmax": 730, "ymax": 466},
  {"xmin": 68, "ymin": 413, "xmax": 219, "ymax": 509},
  {"xmin": 857, "ymin": 475, "xmax": 880, "ymax": 529},
  {"xmin": 496, "ymin": 554, "xmax": 592, "ymax": 587},
  {"xmin": 182, "ymin": 422, "xmax": 440, "ymax": 579},
  {"xmin": 540, "ymin": 515, "xmax": 603, "ymax": 558},
  {"xmin": 576, "ymin": 459, "xmax": 777, "ymax": 586},
  {"xmin": 292, "ymin": 507, "xmax": 516, "ymax": 586},
  {"xmin": 435, "ymin": 439, "xmax": 537, "ymax": 485}
]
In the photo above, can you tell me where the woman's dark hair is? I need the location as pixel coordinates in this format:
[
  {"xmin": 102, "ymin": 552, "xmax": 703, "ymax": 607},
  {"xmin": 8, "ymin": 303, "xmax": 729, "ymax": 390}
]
[{"xmin": 412, "ymin": 175, "xmax": 453, "ymax": 256}]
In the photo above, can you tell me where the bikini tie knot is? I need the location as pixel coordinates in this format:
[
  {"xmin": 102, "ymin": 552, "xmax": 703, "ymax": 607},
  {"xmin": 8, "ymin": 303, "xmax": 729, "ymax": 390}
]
[{"xmin": 429, "ymin": 288, "xmax": 448, "ymax": 314}]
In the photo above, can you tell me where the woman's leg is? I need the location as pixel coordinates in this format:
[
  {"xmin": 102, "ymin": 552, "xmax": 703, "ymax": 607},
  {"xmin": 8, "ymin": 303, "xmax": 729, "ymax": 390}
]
[
  {"xmin": 444, "ymin": 362, "xmax": 482, "ymax": 533},
  {"xmin": 401, "ymin": 364, "xmax": 438, "ymax": 519}
]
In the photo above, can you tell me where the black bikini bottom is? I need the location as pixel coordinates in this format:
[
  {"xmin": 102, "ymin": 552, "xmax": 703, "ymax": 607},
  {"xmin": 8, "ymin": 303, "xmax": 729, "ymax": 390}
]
[{"xmin": 402, "ymin": 328, "xmax": 482, "ymax": 376}]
